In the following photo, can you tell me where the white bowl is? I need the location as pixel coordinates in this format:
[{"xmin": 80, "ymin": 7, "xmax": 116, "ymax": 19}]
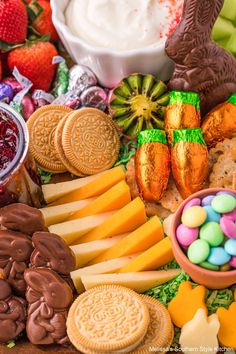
[{"xmin": 51, "ymin": 0, "xmax": 175, "ymax": 88}]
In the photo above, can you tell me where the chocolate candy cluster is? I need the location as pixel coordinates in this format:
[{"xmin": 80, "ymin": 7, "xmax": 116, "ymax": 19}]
[{"xmin": 0, "ymin": 203, "xmax": 76, "ymax": 345}]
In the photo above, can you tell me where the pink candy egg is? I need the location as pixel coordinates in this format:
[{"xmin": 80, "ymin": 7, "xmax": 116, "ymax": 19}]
[
  {"xmin": 223, "ymin": 207, "xmax": 236, "ymax": 221},
  {"xmin": 183, "ymin": 198, "xmax": 201, "ymax": 213},
  {"xmin": 176, "ymin": 223, "xmax": 199, "ymax": 248},
  {"xmin": 220, "ymin": 216, "xmax": 236, "ymax": 239},
  {"xmin": 229, "ymin": 256, "xmax": 236, "ymax": 269}
]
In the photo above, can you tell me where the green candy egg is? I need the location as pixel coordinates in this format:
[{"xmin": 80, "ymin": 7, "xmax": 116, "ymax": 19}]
[
  {"xmin": 211, "ymin": 194, "xmax": 236, "ymax": 213},
  {"xmin": 199, "ymin": 222, "xmax": 224, "ymax": 247},
  {"xmin": 199, "ymin": 261, "xmax": 219, "ymax": 271},
  {"xmin": 187, "ymin": 239, "xmax": 210, "ymax": 264}
]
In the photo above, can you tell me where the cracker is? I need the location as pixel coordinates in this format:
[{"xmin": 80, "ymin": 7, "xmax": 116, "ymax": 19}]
[
  {"xmin": 209, "ymin": 141, "xmax": 236, "ymax": 189},
  {"xmin": 159, "ymin": 176, "xmax": 183, "ymax": 213}
]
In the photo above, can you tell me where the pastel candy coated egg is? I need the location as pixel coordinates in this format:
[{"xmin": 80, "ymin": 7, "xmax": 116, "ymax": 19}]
[
  {"xmin": 229, "ymin": 256, "xmax": 236, "ymax": 269},
  {"xmin": 211, "ymin": 194, "xmax": 236, "ymax": 213},
  {"xmin": 216, "ymin": 191, "xmax": 236, "ymax": 198},
  {"xmin": 183, "ymin": 198, "xmax": 201, "ymax": 213},
  {"xmin": 199, "ymin": 261, "xmax": 219, "ymax": 271},
  {"xmin": 203, "ymin": 206, "xmax": 221, "ymax": 223},
  {"xmin": 220, "ymin": 216, "xmax": 236, "ymax": 239},
  {"xmin": 201, "ymin": 195, "xmax": 215, "ymax": 207},
  {"xmin": 207, "ymin": 247, "xmax": 231, "ymax": 266},
  {"xmin": 223, "ymin": 207, "xmax": 236, "ymax": 221},
  {"xmin": 182, "ymin": 206, "xmax": 207, "ymax": 228},
  {"xmin": 187, "ymin": 239, "xmax": 210, "ymax": 264},
  {"xmin": 199, "ymin": 221, "xmax": 224, "ymax": 247},
  {"xmin": 176, "ymin": 224, "xmax": 199, "ymax": 248},
  {"xmin": 224, "ymin": 239, "xmax": 236, "ymax": 256}
]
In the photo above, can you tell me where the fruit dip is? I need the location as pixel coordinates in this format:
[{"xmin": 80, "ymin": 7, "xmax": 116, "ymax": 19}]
[{"xmin": 65, "ymin": 0, "xmax": 183, "ymax": 51}]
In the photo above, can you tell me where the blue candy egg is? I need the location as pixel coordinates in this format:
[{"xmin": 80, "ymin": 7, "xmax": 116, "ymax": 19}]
[
  {"xmin": 207, "ymin": 247, "xmax": 231, "ymax": 266},
  {"xmin": 201, "ymin": 195, "xmax": 215, "ymax": 207},
  {"xmin": 203, "ymin": 206, "xmax": 221, "ymax": 223},
  {"xmin": 224, "ymin": 239, "xmax": 236, "ymax": 256}
]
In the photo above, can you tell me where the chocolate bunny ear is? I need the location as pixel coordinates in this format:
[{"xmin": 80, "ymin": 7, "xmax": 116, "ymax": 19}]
[
  {"xmin": 183, "ymin": 0, "xmax": 224, "ymax": 34},
  {"xmin": 24, "ymin": 268, "xmax": 49, "ymax": 293}
]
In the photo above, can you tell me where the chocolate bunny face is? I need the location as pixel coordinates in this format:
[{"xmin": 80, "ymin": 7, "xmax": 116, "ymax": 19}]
[
  {"xmin": 0, "ymin": 230, "xmax": 33, "ymax": 295},
  {"xmin": 165, "ymin": 0, "xmax": 224, "ymax": 63},
  {"xmin": 24, "ymin": 268, "xmax": 73, "ymax": 309},
  {"xmin": 0, "ymin": 203, "xmax": 46, "ymax": 236},
  {"xmin": 31, "ymin": 232, "xmax": 76, "ymax": 275}
]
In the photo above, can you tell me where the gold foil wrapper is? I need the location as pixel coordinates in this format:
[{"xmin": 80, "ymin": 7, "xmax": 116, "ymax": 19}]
[
  {"xmin": 202, "ymin": 101, "xmax": 236, "ymax": 147},
  {"xmin": 135, "ymin": 142, "xmax": 171, "ymax": 202},
  {"xmin": 171, "ymin": 141, "xmax": 208, "ymax": 199}
]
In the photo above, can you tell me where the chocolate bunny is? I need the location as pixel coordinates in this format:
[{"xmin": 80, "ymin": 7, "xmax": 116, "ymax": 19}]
[
  {"xmin": 24, "ymin": 268, "xmax": 73, "ymax": 345},
  {"xmin": 0, "ymin": 279, "xmax": 26, "ymax": 343},
  {"xmin": 165, "ymin": 0, "xmax": 236, "ymax": 114},
  {"xmin": 31, "ymin": 232, "xmax": 76, "ymax": 275},
  {"xmin": 0, "ymin": 203, "xmax": 47, "ymax": 236},
  {"xmin": 0, "ymin": 230, "xmax": 33, "ymax": 296}
]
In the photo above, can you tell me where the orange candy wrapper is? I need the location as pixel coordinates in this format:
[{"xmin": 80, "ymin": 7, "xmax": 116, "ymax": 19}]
[
  {"xmin": 165, "ymin": 91, "xmax": 201, "ymax": 144},
  {"xmin": 171, "ymin": 128, "xmax": 208, "ymax": 199},
  {"xmin": 135, "ymin": 129, "xmax": 170, "ymax": 202},
  {"xmin": 202, "ymin": 93, "xmax": 236, "ymax": 147}
]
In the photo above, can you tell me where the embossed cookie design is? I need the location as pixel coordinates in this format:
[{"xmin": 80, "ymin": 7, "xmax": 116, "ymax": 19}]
[
  {"xmin": 62, "ymin": 108, "xmax": 120, "ymax": 175},
  {"xmin": 27, "ymin": 105, "xmax": 72, "ymax": 173},
  {"xmin": 67, "ymin": 284, "xmax": 150, "ymax": 353}
]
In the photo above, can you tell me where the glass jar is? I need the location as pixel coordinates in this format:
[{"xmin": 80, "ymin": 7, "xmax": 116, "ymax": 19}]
[{"xmin": 0, "ymin": 102, "xmax": 43, "ymax": 208}]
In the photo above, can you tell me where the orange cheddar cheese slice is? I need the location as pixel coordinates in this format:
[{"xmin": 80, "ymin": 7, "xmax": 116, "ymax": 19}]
[
  {"xmin": 119, "ymin": 237, "xmax": 174, "ymax": 273},
  {"xmin": 43, "ymin": 166, "xmax": 125, "ymax": 205},
  {"xmin": 88, "ymin": 216, "xmax": 164, "ymax": 265},
  {"xmin": 77, "ymin": 197, "xmax": 147, "ymax": 244},
  {"xmin": 66, "ymin": 181, "xmax": 131, "ymax": 221}
]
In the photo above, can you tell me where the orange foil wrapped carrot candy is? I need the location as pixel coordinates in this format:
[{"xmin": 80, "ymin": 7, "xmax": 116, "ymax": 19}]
[
  {"xmin": 165, "ymin": 91, "xmax": 201, "ymax": 144},
  {"xmin": 171, "ymin": 128, "xmax": 208, "ymax": 199},
  {"xmin": 135, "ymin": 129, "xmax": 170, "ymax": 202},
  {"xmin": 202, "ymin": 93, "xmax": 236, "ymax": 148}
]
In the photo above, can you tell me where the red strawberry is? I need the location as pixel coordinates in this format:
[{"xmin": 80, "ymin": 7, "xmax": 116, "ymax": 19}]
[
  {"xmin": 32, "ymin": 0, "xmax": 58, "ymax": 42},
  {"xmin": 8, "ymin": 41, "xmax": 58, "ymax": 91},
  {"xmin": 0, "ymin": 0, "xmax": 28, "ymax": 44}
]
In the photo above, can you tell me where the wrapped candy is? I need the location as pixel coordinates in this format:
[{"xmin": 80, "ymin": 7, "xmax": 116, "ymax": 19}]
[
  {"xmin": 201, "ymin": 93, "xmax": 236, "ymax": 147},
  {"xmin": 171, "ymin": 128, "xmax": 208, "ymax": 199},
  {"xmin": 32, "ymin": 90, "xmax": 55, "ymax": 109},
  {"xmin": 80, "ymin": 85, "xmax": 107, "ymax": 111},
  {"xmin": 3, "ymin": 77, "xmax": 23, "ymax": 95},
  {"xmin": 0, "ymin": 83, "xmax": 14, "ymax": 103},
  {"xmin": 52, "ymin": 91, "xmax": 80, "ymax": 109},
  {"xmin": 52, "ymin": 56, "xmax": 69, "ymax": 98},
  {"xmin": 68, "ymin": 65, "xmax": 97, "ymax": 96},
  {"xmin": 22, "ymin": 95, "xmax": 35, "ymax": 121},
  {"xmin": 165, "ymin": 91, "xmax": 201, "ymax": 144},
  {"xmin": 135, "ymin": 129, "xmax": 171, "ymax": 202},
  {"xmin": 10, "ymin": 67, "xmax": 33, "ymax": 116}
]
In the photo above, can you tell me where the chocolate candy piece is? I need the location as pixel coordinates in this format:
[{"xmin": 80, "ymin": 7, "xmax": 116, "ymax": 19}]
[
  {"xmin": 165, "ymin": 0, "xmax": 236, "ymax": 114},
  {"xmin": 0, "ymin": 279, "xmax": 26, "ymax": 343},
  {"xmin": 0, "ymin": 203, "xmax": 47, "ymax": 236},
  {"xmin": 31, "ymin": 232, "xmax": 76, "ymax": 275},
  {"xmin": 24, "ymin": 268, "xmax": 73, "ymax": 345},
  {"xmin": 0, "ymin": 230, "xmax": 33, "ymax": 296},
  {"xmin": 80, "ymin": 85, "xmax": 107, "ymax": 111},
  {"xmin": 0, "ymin": 83, "xmax": 14, "ymax": 103},
  {"xmin": 3, "ymin": 77, "xmax": 24, "ymax": 95},
  {"xmin": 68, "ymin": 65, "xmax": 97, "ymax": 96}
]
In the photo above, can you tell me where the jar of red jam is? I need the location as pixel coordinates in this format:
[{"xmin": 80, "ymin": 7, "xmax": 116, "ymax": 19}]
[{"xmin": 0, "ymin": 103, "xmax": 43, "ymax": 208}]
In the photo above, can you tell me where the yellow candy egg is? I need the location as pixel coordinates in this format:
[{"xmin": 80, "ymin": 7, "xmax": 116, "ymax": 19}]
[{"xmin": 181, "ymin": 206, "xmax": 207, "ymax": 228}]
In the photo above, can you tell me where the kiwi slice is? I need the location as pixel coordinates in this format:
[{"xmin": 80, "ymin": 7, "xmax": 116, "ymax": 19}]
[{"xmin": 109, "ymin": 73, "xmax": 169, "ymax": 136}]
